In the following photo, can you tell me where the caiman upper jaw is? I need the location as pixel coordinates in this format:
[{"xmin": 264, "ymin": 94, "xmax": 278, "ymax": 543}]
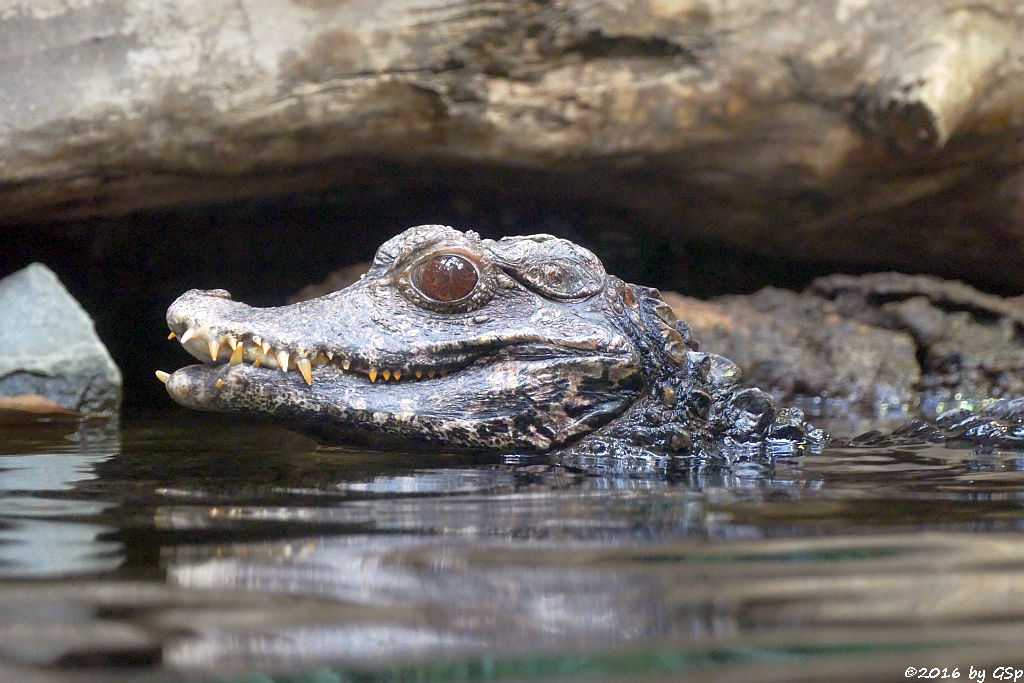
[{"xmin": 162, "ymin": 288, "xmax": 471, "ymax": 385}]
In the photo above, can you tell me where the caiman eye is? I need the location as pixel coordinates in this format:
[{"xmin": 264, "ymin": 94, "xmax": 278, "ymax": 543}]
[
  {"xmin": 394, "ymin": 243, "xmax": 495, "ymax": 313},
  {"xmin": 414, "ymin": 254, "xmax": 479, "ymax": 302}
]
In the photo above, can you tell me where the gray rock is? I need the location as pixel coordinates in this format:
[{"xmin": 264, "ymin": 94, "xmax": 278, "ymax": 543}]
[{"xmin": 0, "ymin": 263, "xmax": 121, "ymax": 415}]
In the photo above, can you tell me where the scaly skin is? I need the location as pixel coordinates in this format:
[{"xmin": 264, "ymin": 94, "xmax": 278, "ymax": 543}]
[{"xmin": 161, "ymin": 225, "xmax": 826, "ymax": 465}]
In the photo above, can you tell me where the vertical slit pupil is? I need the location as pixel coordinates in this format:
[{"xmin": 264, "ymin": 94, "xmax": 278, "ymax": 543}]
[{"xmin": 417, "ymin": 254, "xmax": 478, "ymax": 302}]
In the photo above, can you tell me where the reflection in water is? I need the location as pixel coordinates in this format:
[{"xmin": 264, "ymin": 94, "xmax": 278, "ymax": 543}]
[
  {"xmin": 337, "ymin": 467, "xmax": 520, "ymax": 494},
  {"xmin": 3, "ymin": 416, "xmax": 1024, "ymax": 679},
  {"xmin": 163, "ymin": 530, "xmax": 1024, "ymax": 669},
  {"xmin": 0, "ymin": 420, "xmax": 121, "ymax": 577}
]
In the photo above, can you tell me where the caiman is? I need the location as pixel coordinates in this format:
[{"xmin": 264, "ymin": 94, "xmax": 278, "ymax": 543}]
[{"xmin": 157, "ymin": 224, "xmax": 1024, "ymax": 467}]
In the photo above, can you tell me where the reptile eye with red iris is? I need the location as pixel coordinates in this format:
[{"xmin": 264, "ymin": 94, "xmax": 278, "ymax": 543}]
[{"xmin": 414, "ymin": 254, "xmax": 479, "ymax": 302}]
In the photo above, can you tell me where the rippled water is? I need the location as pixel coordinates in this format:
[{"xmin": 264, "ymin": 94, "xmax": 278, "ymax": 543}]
[{"xmin": 4, "ymin": 413, "xmax": 1024, "ymax": 682}]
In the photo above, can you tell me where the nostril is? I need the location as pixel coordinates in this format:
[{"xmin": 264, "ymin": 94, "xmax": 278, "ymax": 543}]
[{"xmin": 205, "ymin": 289, "xmax": 233, "ymax": 300}]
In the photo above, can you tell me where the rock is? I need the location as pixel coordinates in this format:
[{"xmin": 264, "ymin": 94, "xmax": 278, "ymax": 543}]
[
  {"xmin": 811, "ymin": 273, "xmax": 1024, "ymax": 408},
  {"xmin": 0, "ymin": 264, "xmax": 121, "ymax": 415},
  {"xmin": 669, "ymin": 272, "xmax": 1024, "ymax": 413},
  {"xmin": 1, "ymin": 1, "xmax": 1023, "ymax": 289},
  {"xmin": 664, "ymin": 290, "xmax": 921, "ymax": 412}
]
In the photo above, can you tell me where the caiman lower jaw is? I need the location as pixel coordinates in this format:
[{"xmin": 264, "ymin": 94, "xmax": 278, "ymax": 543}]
[
  {"xmin": 161, "ymin": 351, "xmax": 642, "ymax": 453},
  {"xmin": 161, "ymin": 360, "xmax": 474, "ymax": 411}
]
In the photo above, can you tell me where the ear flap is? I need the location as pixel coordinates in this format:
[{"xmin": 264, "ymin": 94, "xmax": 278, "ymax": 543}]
[{"xmin": 483, "ymin": 234, "xmax": 606, "ymax": 299}]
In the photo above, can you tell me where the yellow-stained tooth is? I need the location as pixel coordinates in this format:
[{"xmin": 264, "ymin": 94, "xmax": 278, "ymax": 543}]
[
  {"xmin": 209, "ymin": 339, "xmax": 221, "ymax": 361},
  {"xmin": 155, "ymin": 370, "xmax": 170, "ymax": 383},
  {"xmin": 326, "ymin": 351, "xmax": 334, "ymax": 360},
  {"xmin": 297, "ymin": 358, "xmax": 312, "ymax": 385},
  {"xmin": 226, "ymin": 336, "xmax": 237, "ymax": 351},
  {"xmin": 229, "ymin": 342, "xmax": 244, "ymax": 365},
  {"xmin": 368, "ymin": 368, "xmax": 378, "ymax": 382},
  {"xmin": 382, "ymin": 369, "xmax": 391, "ymax": 381},
  {"xmin": 427, "ymin": 370, "xmax": 436, "ymax": 379},
  {"xmin": 276, "ymin": 350, "xmax": 289, "ymax": 372},
  {"xmin": 253, "ymin": 356, "xmax": 261, "ymax": 367},
  {"xmin": 167, "ymin": 332, "xmax": 176, "ymax": 340},
  {"xmin": 415, "ymin": 370, "xmax": 422, "ymax": 379},
  {"xmin": 216, "ymin": 379, "xmax": 224, "ymax": 388},
  {"xmin": 180, "ymin": 328, "xmax": 196, "ymax": 344},
  {"xmin": 342, "ymin": 359, "xmax": 350, "ymax": 371},
  {"xmin": 394, "ymin": 370, "xmax": 401, "ymax": 381}
]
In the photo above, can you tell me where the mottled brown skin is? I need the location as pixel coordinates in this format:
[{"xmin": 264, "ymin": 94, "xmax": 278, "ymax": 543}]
[{"xmin": 163, "ymin": 225, "xmax": 825, "ymax": 468}]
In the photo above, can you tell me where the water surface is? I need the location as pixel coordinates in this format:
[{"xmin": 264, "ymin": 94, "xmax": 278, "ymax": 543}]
[{"xmin": 3, "ymin": 413, "xmax": 1024, "ymax": 682}]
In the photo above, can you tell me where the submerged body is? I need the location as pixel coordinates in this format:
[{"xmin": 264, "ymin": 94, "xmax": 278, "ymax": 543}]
[{"xmin": 161, "ymin": 226, "xmax": 827, "ymax": 465}]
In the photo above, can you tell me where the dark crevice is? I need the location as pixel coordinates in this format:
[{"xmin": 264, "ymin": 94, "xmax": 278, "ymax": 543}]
[
  {"xmin": 564, "ymin": 30, "xmax": 697, "ymax": 62},
  {"xmin": 912, "ymin": 339, "xmax": 931, "ymax": 380},
  {"xmin": 824, "ymin": 291, "xmax": 1016, "ymax": 327}
]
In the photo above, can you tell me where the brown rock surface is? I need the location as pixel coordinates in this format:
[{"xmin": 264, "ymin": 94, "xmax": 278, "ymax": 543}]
[
  {"xmin": 669, "ymin": 273, "xmax": 1024, "ymax": 412},
  {"xmin": 665, "ymin": 290, "xmax": 922, "ymax": 411},
  {"xmin": 2, "ymin": 1, "xmax": 1024, "ymax": 288}
]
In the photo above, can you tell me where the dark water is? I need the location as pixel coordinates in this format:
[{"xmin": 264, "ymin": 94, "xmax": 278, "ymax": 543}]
[{"xmin": 4, "ymin": 414, "xmax": 1024, "ymax": 682}]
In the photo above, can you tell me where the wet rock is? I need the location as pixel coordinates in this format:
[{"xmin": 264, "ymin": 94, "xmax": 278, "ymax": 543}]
[
  {"xmin": 0, "ymin": 264, "xmax": 121, "ymax": 415},
  {"xmin": 664, "ymin": 289, "xmax": 921, "ymax": 411},
  {"xmin": 812, "ymin": 273, "xmax": 1024, "ymax": 405},
  {"xmin": 669, "ymin": 272, "xmax": 1024, "ymax": 412}
]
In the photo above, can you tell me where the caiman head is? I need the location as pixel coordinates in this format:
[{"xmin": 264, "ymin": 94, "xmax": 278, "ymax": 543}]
[{"xmin": 161, "ymin": 225, "xmax": 819, "ymax": 461}]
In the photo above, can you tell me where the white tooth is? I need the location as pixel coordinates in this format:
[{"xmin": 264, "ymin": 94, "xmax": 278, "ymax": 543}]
[
  {"xmin": 262, "ymin": 340, "xmax": 271, "ymax": 355},
  {"xmin": 155, "ymin": 370, "xmax": 170, "ymax": 383},
  {"xmin": 326, "ymin": 351, "xmax": 334, "ymax": 360},
  {"xmin": 208, "ymin": 339, "xmax": 221, "ymax": 361},
  {"xmin": 252, "ymin": 335, "xmax": 262, "ymax": 347},
  {"xmin": 342, "ymin": 359, "xmax": 351, "ymax": 371},
  {"xmin": 179, "ymin": 328, "xmax": 196, "ymax": 344},
  {"xmin": 226, "ymin": 336, "xmax": 237, "ymax": 351},
  {"xmin": 276, "ymin": 350, "xmax": 289, "ymax": 372},
  {"xmin": 297, "ymin": 358, "xmax": 312, "ymax": 385}
]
